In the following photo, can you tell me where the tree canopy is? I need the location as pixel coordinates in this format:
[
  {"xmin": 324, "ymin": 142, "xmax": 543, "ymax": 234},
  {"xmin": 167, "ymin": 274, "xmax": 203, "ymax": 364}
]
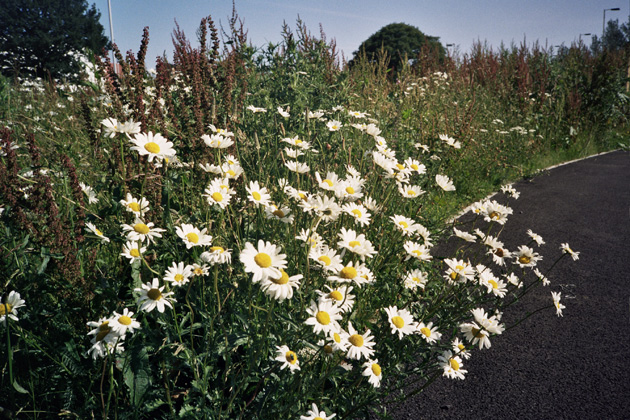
[
  {"xmin": 0, "ymin": 0, "xmax": 108, "ymax": 79},
  {"xmin": 350, "ymin": 22, "xmax": 446, "ymax": 73}
]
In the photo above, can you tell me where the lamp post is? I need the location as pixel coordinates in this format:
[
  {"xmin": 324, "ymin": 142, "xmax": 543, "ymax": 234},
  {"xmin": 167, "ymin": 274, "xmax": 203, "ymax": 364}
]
[
  {"xmin": 107, "ymin": 0, "xmax": 115, "ymax": 68},
  {"xmin": 603, "ymin": 8, "xmax": 621, "ymax": 34},
  {"xmin": 579, "ymin": 33, "xmax": 591, "ymax": 42}
]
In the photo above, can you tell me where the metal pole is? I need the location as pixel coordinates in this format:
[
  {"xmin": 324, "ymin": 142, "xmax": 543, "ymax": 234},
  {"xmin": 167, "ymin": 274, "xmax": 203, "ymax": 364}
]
[{"xmin": 107, "ymin": 0, "xmax": 115, "ymax": 68}]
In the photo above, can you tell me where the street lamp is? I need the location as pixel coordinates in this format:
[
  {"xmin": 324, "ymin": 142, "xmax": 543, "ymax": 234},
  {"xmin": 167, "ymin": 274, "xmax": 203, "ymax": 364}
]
[
  {"xmin": 107, "ymin": 0, "xmax": 115, "ymax": 68},
  {"xmin": 579, "ymin": 33, "xmax": 591, "ymax": 42},
  {"xmin": 603, "ymin": 8, "xmax": 621, "ymax": 34}
]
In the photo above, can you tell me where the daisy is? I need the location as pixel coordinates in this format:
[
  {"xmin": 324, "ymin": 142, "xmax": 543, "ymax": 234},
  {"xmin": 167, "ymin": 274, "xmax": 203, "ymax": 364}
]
[
  {"xmin": 135, "ymin": 278, "xmax": 176, "ymax": 313},
  {"xmin": 345, "ymin": 322, "xmax": 375, "ymax": 360},
  {"xmin": 438, "ymin": 351, "xmax": 467, "ymax": 380},
  {"xmin": 417, "ymin": 321, "xmax": 442, "ymax": 343},
  {"xmin": 438, "ymin": 134, "xmax": 462, "ymax": 149},
  {"xmin": 201, "ymin": 133, "xmax": 233, "ymax": 149},
  {"xmin": 391, "ymin": 215, "xmax": 420, "ymax": 236},
  {"xmin": 281, "ymin": 136, "xmax": 312, "ymax": 150},
  {"xmin": 334, "ymin": 178, "xmax": 364, "ymax": 202},
  {"xmin": 246, "ymin": 105, "xmax": 267, "ymax": 113},
  {"xmin": 317, "ymin": 285, "xmax": 355, "ymax": 313},
  {"xmin": 415, "ymin": 224, "xmax": 433, "ymax": 247},
  {"xmin": 120, "ymin": 241, "xmax": 147, "ymax": 263},
  {"xmin": 204, "ymin": 182, "xmax": 232, "ymax": 209},
  {"xmin": 471, "ymin": 308, "xmax": 504, "ymax": 335},
  {"xmin": 329, "ymin": 329, "xmax": 349, "ymax": 352},
  {"xmin": 208, "ymin": 124, "xmax": 234, "ymax": 137},
  {"xmin": 342, "ymin": 202, "xmax": 371, "ymax": 227},
  {"xmin": 120, "ymin": 193, "xmax": 150, "ymax": 217},
  {"xmin": 86, "ymin": 222, "xmax": 109, "ymax": 243},
  {"xmin": 260, "ymin": 269, "xmax": 302, "ymax": 302},
  {"xmin": 284, "ymin": 147, "xmax": 303, "ymax": 158},
  {"xmin": 285, "ymin": 160, "xmax": 310, "ymax": 173},
  {"xmin": 163, "ymin": 261, "xmax": 193, "ymax": 287},
  {"xmin": 403, "ymin": 269, "xmax": 428, "ymax": 290},
  {"xmin": 534, "ymin": 268, "xmax": 550, "ymax": 286},
  {"xmin": 296, "ymin": 228, "xmax": 323, "ymax": 250},
  {"xmin": 479, "ymin": 271, "xmax": 508, "ymax": 297},
  {"xmin": 129, "ymin": 132, "xmax": 176, "ymax": 163},
  {"xmin": 0, "ymin": 291, "xmax": 26, "ymax": 324},
  {"xmin": 337, "ymin": 227, "xmax": 376, "ymax": 259},
  {"xmin": 348, "ymin": 110, "xmax": 367, "ymax": 118},
  {"xmin": 121, "ymin": 220, "xmax": 165, "ymax": 244},
  {"xmin": 527, "ymin": 229, "xmax": 545, "ymax": 246},
  {"xmin": 246, "ymin": 181, "xmax": 271, "ymax": 207},
  {"xmin": 362, "ymin": 196, "xmax": 382, "ymax": 213},
  {"xmin": 109, "ymin": 308, "xmax": 141, "ymax": 335},
  {"xmin": 190, "ymin": 263, "xmax": 209, "ymax": 277},
  {"xmin": 459, "ymin": 322, "xmax": 492, "ymax": 350},
  {"xmin": 307, "ymin": 110, "xmax": 325, "ymax": 120},
  {"xmin": 482, "ymin": 200, "xmax": 513, "ymax": 225},
  {"xmin": 264, "ymin": 204, "xmax": 294, "ymax": 223},
  {"xmin": 277, "ymin": 107, "xmax": 290, "ymax": 118},
  {"xmin": 372, "ymin": 151, "xmax": 396, "ymax": 173},
  {"xmin": 384, "ymin": 306, "xmax": 418, "ymax": 339},
  {"xmin": 365, "ymin": 123, "xmax": 381, "ymax": 137},
  {"xmin": 452, "ymin": 337, "xmax": 471, "ymax": 359},
  {"xmin": 453, "ymin": 227, "xmax": 476, "ymax": 242},
  {"xmin": 275, "ymin": 345, "xmax": 300, "ymax": 373},
  {"xmin": 327, "ymin": 261, "xmax": 374, "ymax": 287},
  {"xmin": 504, "ymin": 272, "xmax": 522, "ymax": 287},
  {"xmin": 484, "ymin": 236, "xmax": 511, "ymax": 266},
  {"xmin": 79, "ymin": 183, "xmax": 98, "ymax": 204},
  {"xmin": 201, "ymin": 246, "xmax": 232, "ymax": 265},
  {"xmin": 514, "ymin": 245, "xmax": 542, "ymax": 268},
  {"xmin": 362, "ymin": 359, "xmax": 382, "ymax": 387},
  {"xmin": 436, "ymin": 174, "xmax": 456, "ymax": 191},
  {"xmin": 404, "ymin": 157, "xmax": 426, "ymax": 174},
  {"xmin": 306, "ymin": 195, "xmax": 342, "ymax": 222},
  {"xmin": 175, "ymin": 224, "xmax": 213, "ymax": 249},
  {"xmin": 300, "ymin": 403, "xmax": 336, "ymax": 420},
  {"xmin": 560, "ymin": 243, "xmax": 580, "ymax": 261},
  {"xmin": 101, "ymin": 117, "xmax": 122, "ymax": 138},
  {"xmin": 304, "ymin": 300, "xmax": 342, "ymax": 335},
  {"xmin": 501, "ymin": 184, "xmax": 520, "ymax": 199},
  {"xmin": 315, "ymin": 171, "xmax": 341, "ymax": 191},
  {"xmin": 88, "ymin": 337, "xmax": 125, "ymax": 360},
  {"xmin": 398, "ymin": 184, "xmax": 425, "ymax": 198},
  {"xmin": 551, "ymin": 291, "xmax": 565, "ymax": 317},
  {"xmin": 326, "ymin": 120, "xmax": 342, "ymax": 131},
  {"xmin": 309, "ymin": 245, "xmax": 344, "ymax": 273},
  {"xmin": 239, "ymin": 239, "xmax": 287, "ymax": 283},
  {"xmin": 404, "ymin": 241, "xmax": 432, "ymax": 262}
]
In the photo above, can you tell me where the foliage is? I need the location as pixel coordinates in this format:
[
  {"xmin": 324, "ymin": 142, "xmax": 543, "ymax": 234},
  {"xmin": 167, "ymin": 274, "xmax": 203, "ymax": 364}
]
[
  {"xmin": 350, "ymin": 23, "xmax": 446, "ymax": 74},
  {"xmin": 0, "ymin": 13, "xmax": 626, "ymax": 420},
  {"xmin": 0, "ymin": 0, "xmax": 108, "ymax": 80}
]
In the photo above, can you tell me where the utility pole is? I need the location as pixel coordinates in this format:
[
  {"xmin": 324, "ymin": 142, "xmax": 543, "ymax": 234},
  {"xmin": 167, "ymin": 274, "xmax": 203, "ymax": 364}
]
[{"xmin": 107, "ymin": 0, "xmax": 116, "ymax": 71}]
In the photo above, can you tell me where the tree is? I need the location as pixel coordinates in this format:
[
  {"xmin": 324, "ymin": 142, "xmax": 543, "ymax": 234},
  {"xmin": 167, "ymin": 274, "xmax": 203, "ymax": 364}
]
[
  {"xmin": 350, "ymin": 22, "xmax": 445, "ymax": 73},
  {"xmin": 0, "ymin": 0, "xmax": 108, "ymax": 80},
  {"xmin": 590, "ymin": 18, "xmax": 630, "ymax": 54}
]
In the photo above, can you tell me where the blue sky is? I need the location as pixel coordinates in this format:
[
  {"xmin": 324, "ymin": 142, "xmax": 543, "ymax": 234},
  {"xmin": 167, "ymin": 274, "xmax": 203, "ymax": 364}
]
[{"xmin": 92, "ymin": 0, "xmax": 629, "ymax": 67}]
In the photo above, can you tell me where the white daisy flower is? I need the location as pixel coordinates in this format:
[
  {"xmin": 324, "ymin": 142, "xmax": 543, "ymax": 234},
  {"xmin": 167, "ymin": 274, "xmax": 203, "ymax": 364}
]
[
  {"xmin": 384, "ymin": 306, "xmax": 418, "ymax": 339},
  {"xmin": 120, "ymin": 241, "xmax": 147, "ymax": 263},
  {"xmin": 417, "ymin": 321, "xmax": 442, "ymax": 343},
  {"xmin": 246, "ymin": 105, "xmax": 267, "ymax": 113},
  {"xmin": 300, "ymin": 403, "xmax": 336, "ymax": 420},
  {"xmin": 482, "ymin": 200, "xmax": 513, "ymax": 225},
  {"xmin": 452, "ymin": 337, "xmax": 471, "ymax": 359},
  {"xmin": 560, "ymin": 243, "xmax": 580, "ymax": 261},
  {"xmin": 326, "ymin": 120, "xmax": 342, "ymax": 131},
  {"xmin": 277, "ymin": 107, "xmax": 290, "ymax": 118},
  {"xmin": 345, "ymin": 322, "xmax": 375, "ymax": 360},
  {"xmin": 391, "ymin": 215, "xmax": 420, "ymax": 236},
  {"xmin": 246, "ymin": 181, "xmax": 271, "ymax": 207},
  {"xmin": 120, "ymin": 193, "xmax": 150, "ymax": 216},
  {"xmin": 0, "ymin": 291, "xmax": 26, "ymax": 324},
  {"xmin": 201, "ymin": 133, "xmax": 233, "ymax": 149},
  {"xmin": 438, "ymin": 351, "xmax": 467, "ymax": 379},
  {"xmin": 436, "ymin": 174, "xmax": 456, "ymax": 191},
  {"xmin": 201, "ymin": 246, "xmax": 232, "ymax": 265},
  {"xmin": 527, "ymin": 229, "xmax": 545, "ymax": 246},
  {"xmin": 317, "ymin": 285, "xmax": 355, "ymax": 313},
  {"xmin": 135, "ymin": 278, "xmax": 176, "ymax": 313},
  {"xmin": 239, "ymin": 239, "xmax": 287, "ymax": 283},
  {"xmin": 109, "ymin": 308, "xmax": 141, "ymax": 335},
  {"xmin": 79, "ymin": 183, "xmax": 98, "ymax": 204},
  {"xmin": 163, "ymin": 261, "xmax": 193, "ymax": 287},
  {"xmin": 260, "ymin": 269, "xmax": 302, "ymax": 302},
  {"xmin": 362, "ymin": 359, "xmax": 382, "ymax": 387},
  {"xmin": 281, "ymin": 136, "xmax": 312, "ymax": 150},
  {"xmin": 514, "ymin": 245, "xmax": 542, "ymax": 267},
  {"xmin": 86, "ymin": 222, "xmax": 109, "ymax": 243},
  {"xmin": 285, "ymin": 160, "xmax": 310, "ymax": 174},
  {"xmin": 264, "ymin": 204, "xmax": 294, "ymax": 223},
  {"xmin": 309, "ymin": 245, "xmax": 344, "ymax": 273},
  {"xmin": 398, "ymin": 183, "xmax": 425, "ymax": 198},
  {"xmin": 453, "ymin": 227, "xmax": 476, "ymax": 242},
  {"xmin": 175, "ymin": 224, "xmax": 212, "ymax": 249},
  {"xmin": 207, "ymin": 125, "xmax": 234, "ymax": 137},
  {"xmin": 121, "ymin": 220, "xmax": 165, "ymax": 244},
  {"xmin": 404, "ymin": 241, "xmax": 432, "ymax": 262},
  {"xmin": 551, "ymin": 291, "xmax": 565, "ymax": 316},
  {"xmin": 275, "ymin": 345, "xmax": 300, "ymax": 373},
  {"xmin": 315, "ymin": 171, "xmax": 341, "ymax": 191},
  {"xmin": 403, "ymin": 269, "xmax": 428, "ymax": 290},
  {"xmin": 129, "ymin": 132, "xmax": 176, "ymax": 163},
  {"xmin": 304, "ymin": 300, "xmax": 342, "ymax": 336}
]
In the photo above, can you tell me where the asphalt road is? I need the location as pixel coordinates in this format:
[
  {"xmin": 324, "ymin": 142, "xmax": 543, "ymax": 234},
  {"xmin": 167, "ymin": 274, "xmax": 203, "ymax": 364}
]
[{"xmin": 387, "ymin": 150, "xmax": 630, "ymax": 420}]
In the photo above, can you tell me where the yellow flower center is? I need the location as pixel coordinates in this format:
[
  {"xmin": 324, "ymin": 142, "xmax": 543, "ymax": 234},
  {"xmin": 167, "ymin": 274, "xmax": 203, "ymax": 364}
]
[
  {"xmin": 449, "ymin": 358, "xmax": 460, "ymax": 370},
  {"xmin": 294, "ymin": 139, "xmax": 302, "ymax": 144},
  {"xmin": 298, "ymin": 193, "xmax": 307, "ymax": 200},
  {"xmin": 488, "ymin": 279, "xmax": 498, "ymax": 289},
  {"xmin": 315, "ymin": 418, "xmax": 325, "ymax": 420},
  {"xmin": 130, "ymin": 248, "xmax": 141, "ymax": 257},
  {"xmin": 323, "ymin": 179, "xmax": 333, "ymax": 187},
  {"xmin": 318, "ymin": 255, "xmax": 331, "ymax": 266},
  {"xmin": 371, "ymin": 363, "xmax": 382, "ymax": 376},
  {"xmin": 519, "ymin": 255, "xmax": 531, "ymax": 264},
  {"xmin": 316, "ymin": 311, "xmax": 331, "ymax": 325},
  {"xmin": 95, "ymin": 322, "xmax": 112, "ymax": 342},
  {"xmin": 351, "ymin": 209, "xmax": 362, "ymax": 218},
  {"xmin": 211, "ymin": 192, "xmax": 223, "ymax": 202},
  {"xmin": 340, "ymin": 266, "xmax": 357, "ymax": 279},
  {"xmin": 396, "ymin": 163, "xmax": 405, "ymax": 170},
  {"xmin": 412, "ymin": 277, "xmax": 421, "ymax": 283},
  {"xmin": 186, "ymin": 232, "xmax": 199, "ymax": 244},
  {"xmin": 254, "ymin": 252, "xmax": 272, "ymax": 268},
  {"xmin": 128, "ymin": 202, "xmax": 141, "ymax": 212},
  {"xmin": 458, "ymin": 343, "xmax": 466, "ymax": 351},
  {"xmin": 174, "ymin": 274, "xmax": 184, "ymax": 283},
  {"xmin": 348, "ymin": 334, "xmax": 364, "ymax": 347},
  {"xmin": 0, "ymin": 304, "xmax": 13, "ymax": 316},
  {"xmin": 420, "ymin": 327, "xmax": 431, "ymax": 337},
  {"xmin": 489, "ymin": 211, "xmax": 500, "ymax": 220},
  {"xmin": 450, "ymin": 271, "xmax": 459, "ymax": 281},
  {"xmin": 399, "ymin": 221, "xmax": 408, "ymax": 229},
  {"xmin": 194, "ymin": 267, "xmax": 204, "ymax": 275},
  {"xmin": 211, "ymin": 246, "xmax": 225, "ymax": 253},
  {"xmin": 333, "ymin": 332, "xmax": 342, "ymax": 343},
  {"xmin": 271, "ymin": 270, "xmax": 290, "ymax": 285},
  {"xmin": 411, "ymin": 164, "xmax": 419, "ymax": 170},
  {"xmin": 456, "ymin": 265, "xmax": 464, "ymax": 271},
  {"xmin": 144, "ymin": 142, "xmax": 161, "ymax": 154},
  {"xmin": 348, "ymin": 240, "xmax": 361, "ymax": 247},
  {"xmin": 147, "ymin": 288, "xmax": 162, "ymax": 301},
  {"xmin": 495, "ymin": 248, "xmax": 504, "ymax": 257},
  {"xmin": 329, "ymin": 291, "xmax": 343, "ymax": 301},
  {"xmin": 95, "ymin": 228, "xmax": 104, "ymax": 236},
  {"xmin": 227, "ymin": 169, "xmax": 236, "ymax": 176},
  {"xmin": 273, "ymin": 209, "xmax": 285, "ymax": 218},
  {"xmin": 345, "ymin": 186, "xmax": 355, "ymax": 194},
  {"xmin": 285, "ymin": 350, "xmax": 298, "ymax": 364},
  {"xmin": 252, "ymin": 191, "xmax": 262, "ymax": 201},
  {"xmin": 391, "ymin": 316, "xmax": 405, "ymax": 329},
  {"xmin": 133, "ymin": 223, "xmax": 150, "ymax": 234},
  {"xmin": 324, "ymin": 344, "xmax": 333, "ymax": 354},
  {"xmin": 471, "ymin": 327, "xmax": 485, "ymax": 338},
  {"xmin": 412, "ymin": 250, "xmax": 422, "ymax": 256},
  {"xmin": 407, "ymin": 190, "xmax": 416, "ymax": 196},
  {"xmin": 118, "ymin": 315, "xmax": 132, "ymax": 325}
]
